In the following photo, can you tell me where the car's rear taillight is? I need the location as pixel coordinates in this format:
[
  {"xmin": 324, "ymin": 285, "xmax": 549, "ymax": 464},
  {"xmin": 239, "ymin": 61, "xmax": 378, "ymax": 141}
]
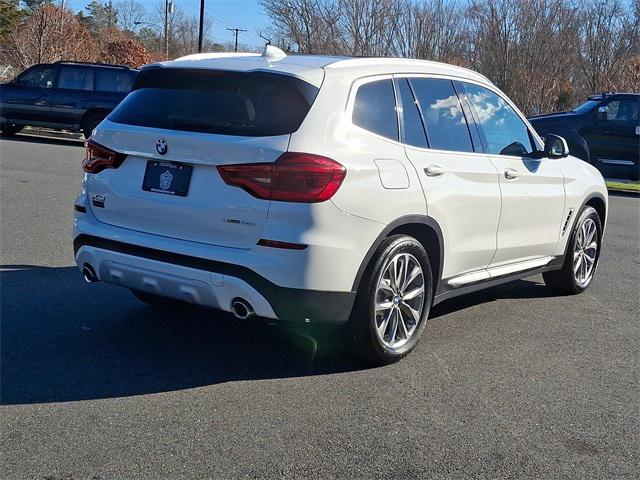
[
  {"xmin": 83, "ymin": 140, "xmax": 127, "ymax": 174},
  {"xmin": 217, "ymin": 152, "xmax": 346, "ymax": 203}
]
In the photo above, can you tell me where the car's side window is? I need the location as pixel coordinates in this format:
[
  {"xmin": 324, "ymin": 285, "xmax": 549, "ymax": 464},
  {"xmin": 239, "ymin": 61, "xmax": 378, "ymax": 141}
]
[
  {"xmin": 58, "ymin": 67, "xmax": 94, "ymax": 91},
  {"xmin": 396, "ymin": 78, "xmax": 428, "ymax": 148},
  {"xmin": 463, "ymin": 82, "xmax": 534, "ymax": 157},
  {"xmin": 17, "ymin": 66, "xmax": 56, "ymax": 89},
  {"xmin": 352, "ymin": 79, "xmax": 399, "ymax": 141},
  {"xmin": 95, "ymin": 69, "xmax": 135, "ymax": 93},
  {"xmin": 409, "ymin": 78, "xmax": 474, "ymax": 153},
  {"xmin": 602, "ymin": 99, "xmax": 639, "ymax": 124}
]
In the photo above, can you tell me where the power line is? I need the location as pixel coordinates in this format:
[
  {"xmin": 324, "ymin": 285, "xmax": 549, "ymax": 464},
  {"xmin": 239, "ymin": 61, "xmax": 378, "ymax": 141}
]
[{"xmin": 226, "ymin": 27, "xmax": 247, "ymax": 52}]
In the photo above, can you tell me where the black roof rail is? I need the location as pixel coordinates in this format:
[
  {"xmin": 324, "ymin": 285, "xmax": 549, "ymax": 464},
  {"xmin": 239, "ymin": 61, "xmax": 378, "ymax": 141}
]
[{"xmin": 53, "ymin": 60, "xmax": 135, "ymax": 70}]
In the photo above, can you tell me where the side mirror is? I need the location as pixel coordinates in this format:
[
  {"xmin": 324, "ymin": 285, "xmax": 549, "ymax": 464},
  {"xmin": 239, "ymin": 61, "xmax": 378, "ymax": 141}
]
[
  {"xmin": 544, "ymin": 134, "xmax": 569, "ymax": 158},
  {"xmin": 597, "ymin": 105, "xmax": 608, "ymax": 121}
]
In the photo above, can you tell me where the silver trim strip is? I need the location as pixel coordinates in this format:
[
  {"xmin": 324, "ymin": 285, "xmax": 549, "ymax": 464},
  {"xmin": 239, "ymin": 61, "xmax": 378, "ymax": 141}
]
[{"xmin": 598, "ymin": 158, "xmax": 635, "ymax": 166}]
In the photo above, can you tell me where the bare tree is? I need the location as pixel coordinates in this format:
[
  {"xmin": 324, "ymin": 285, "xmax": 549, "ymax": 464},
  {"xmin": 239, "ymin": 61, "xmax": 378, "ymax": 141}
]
[
  {"xmin": 171, "ymin": 10, "xmax": 214, "ymax": 58},
  {"xmin": 259, "ymin": 0, "xmax": 341, "ymax": 53},
  {"xmin": 6, "ymin": 5, "xmax": 95, "ymax": 68},
  {"xmin": 115, "ymin": 0, "xmax": 146, "ymax": 32},
  {"xmin": 396, "ymin": 0, "xmax": 467, "ymax": 62},
  {"xmin": 244, "ymin": 0, "xmax": 640, "ymax": 113},
  {"xmin": 578, "ymin": 0, "xmax": 640, "ymax": 93}
]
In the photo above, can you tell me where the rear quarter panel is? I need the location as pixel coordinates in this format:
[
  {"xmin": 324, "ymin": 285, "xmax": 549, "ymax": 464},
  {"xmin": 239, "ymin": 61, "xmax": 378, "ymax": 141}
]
[{"xmin": 288, "ymin": 70, "xmax": 427, "ymax": 225}]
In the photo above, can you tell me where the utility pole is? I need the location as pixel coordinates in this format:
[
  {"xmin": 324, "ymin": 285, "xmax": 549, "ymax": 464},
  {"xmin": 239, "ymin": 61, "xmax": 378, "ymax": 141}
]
[
  {"xmin": 164, "ymin": 1, "xmax": 174, "ymax": 58},
  {"xmin": 226, "ymin": 27, "xmax": 247, "ymax": 52},
  {"xmin": 198, "ymin": 0, "xmax": 205, "ymax": 53},
  {"xmin": 164, "ymin": 0, "xmax": 168, "ymax": 58}
]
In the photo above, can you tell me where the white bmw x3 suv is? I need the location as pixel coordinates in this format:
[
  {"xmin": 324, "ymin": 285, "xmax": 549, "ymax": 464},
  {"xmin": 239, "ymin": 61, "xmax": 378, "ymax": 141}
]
[{"xmin": 73, "ymin": 46, "xmax": 607, "ymax": 365}]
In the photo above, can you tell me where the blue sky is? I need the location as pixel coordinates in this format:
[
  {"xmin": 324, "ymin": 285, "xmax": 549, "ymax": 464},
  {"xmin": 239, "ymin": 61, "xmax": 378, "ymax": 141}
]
[{"xmin": 65, "ymin": 0, "xmax": 270, "ymax": 49}]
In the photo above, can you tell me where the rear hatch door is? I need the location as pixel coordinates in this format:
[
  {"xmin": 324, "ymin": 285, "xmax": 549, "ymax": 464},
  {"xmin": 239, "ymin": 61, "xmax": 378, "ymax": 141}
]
[{"xmin": 85, "ymin": 67, "xmax": 319, "ymax": 249}]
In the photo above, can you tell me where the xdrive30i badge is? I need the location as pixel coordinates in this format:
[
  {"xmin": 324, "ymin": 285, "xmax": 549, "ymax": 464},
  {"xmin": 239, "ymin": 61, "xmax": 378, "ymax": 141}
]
[{"xmin": 91, "ymin": 194, "xmax": 106, "ymax": 208}]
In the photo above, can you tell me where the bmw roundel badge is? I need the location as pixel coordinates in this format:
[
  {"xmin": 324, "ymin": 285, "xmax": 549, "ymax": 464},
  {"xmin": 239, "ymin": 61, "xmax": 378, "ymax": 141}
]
[{"xmin": 156, "ymin": 138, "xmax": 168, "ymax": 155}]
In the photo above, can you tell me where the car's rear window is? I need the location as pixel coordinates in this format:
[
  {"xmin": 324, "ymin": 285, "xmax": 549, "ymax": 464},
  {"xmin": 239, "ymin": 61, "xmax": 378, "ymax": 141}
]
[{"xmin": 108, "ymin": 68, "xmax": 319, "ymax": 137}]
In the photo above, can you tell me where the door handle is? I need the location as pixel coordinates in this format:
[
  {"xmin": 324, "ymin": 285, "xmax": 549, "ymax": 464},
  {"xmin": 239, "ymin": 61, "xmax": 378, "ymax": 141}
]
[
  {"xmin": 636, "ymin": 126, "xmax": 640, "ymax": 135},
  {"xmin": 504, "ymin": 168, "xmax": 519, "ymax": 179},
  {"xmin": 424, "ymin": 165, "xmax": 445, "ymax": 177}
]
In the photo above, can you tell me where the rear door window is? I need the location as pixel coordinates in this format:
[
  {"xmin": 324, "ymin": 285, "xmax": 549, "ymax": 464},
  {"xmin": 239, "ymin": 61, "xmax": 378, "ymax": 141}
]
[
  {"xmin": 409, "ymin": 78, "xmax": 474, "ymax": 153},
  {"xmin": 58, "ymin": 67, "xmax": 94, "ymax": 91},
  {"xmin": 95, "ymin": 69, "xmax": 136, "ymax": 93},
  {"xmin": 352, "ymin": 79, "xmax": 399, "ymax": 141},
  {"xmin": 109, "ymin": 68, "xmax": 319, "ymax": 137}
]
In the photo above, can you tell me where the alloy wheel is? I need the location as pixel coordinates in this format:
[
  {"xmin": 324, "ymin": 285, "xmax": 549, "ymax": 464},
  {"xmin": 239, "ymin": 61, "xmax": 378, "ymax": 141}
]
[
  {"xmin": 374, "ymin": 252, "xmax": 425, "ymax": 349},
  {"xmin": 573, "ymin": 217, "xmax": 598, "ymax": 287}
]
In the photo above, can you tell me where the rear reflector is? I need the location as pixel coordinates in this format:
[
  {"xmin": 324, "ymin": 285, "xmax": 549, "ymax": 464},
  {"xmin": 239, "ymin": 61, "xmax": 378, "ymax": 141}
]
[
  {"xmin": 217, "ymin": 152, "xmax": 346, "ymax": 203},
  {"xmin": 257, "ymin": 239, "xmax": 307, "ymax": 250},
  {"xmin": 83, "ymin": 140, "xmax": 127, "ymax": 174}
]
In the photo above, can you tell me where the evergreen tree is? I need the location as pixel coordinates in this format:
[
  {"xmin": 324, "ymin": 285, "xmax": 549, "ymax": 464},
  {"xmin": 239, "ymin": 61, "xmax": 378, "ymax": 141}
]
[
  {"xmin": 81, "ymin": 1, "xmax": 118, "ymax": 34},
  {"xmin": 0, "ymin": 1, "xmax": 23, "ymax": 42}
]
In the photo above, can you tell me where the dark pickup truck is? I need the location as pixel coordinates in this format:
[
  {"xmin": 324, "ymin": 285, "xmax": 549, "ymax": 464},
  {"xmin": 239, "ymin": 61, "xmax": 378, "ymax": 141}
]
[
  {"xmin": 0, "ymin": 61, "xmax": 138, "ymax": 139},
  {"xmin": 528, "ymin": 93, "xmax": 639, "ymax": 180}
]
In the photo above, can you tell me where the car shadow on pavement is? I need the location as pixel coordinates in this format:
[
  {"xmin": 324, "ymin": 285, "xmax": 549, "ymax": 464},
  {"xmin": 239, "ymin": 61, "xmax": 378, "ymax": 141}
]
[
  {"xmin": 0, "ymin": 265, "xmax": 361, "ymax": 405},
  {"xmin": 1, "ymin": 265, "xmax": 554, "ymax": 405},
  {"xmin": 429, "ymin": 276, "xmax": 555, "ymax": 319}
]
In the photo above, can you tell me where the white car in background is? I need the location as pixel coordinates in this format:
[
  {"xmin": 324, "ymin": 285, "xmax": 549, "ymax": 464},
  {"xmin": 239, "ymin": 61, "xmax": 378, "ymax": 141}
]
[{"xmin": 73, "ymin": 46, "xmax": 607, "ymax": 365}]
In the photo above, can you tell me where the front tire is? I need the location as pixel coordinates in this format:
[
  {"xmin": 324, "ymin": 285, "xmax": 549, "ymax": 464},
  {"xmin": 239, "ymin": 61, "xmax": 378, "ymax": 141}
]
[
  {"xmin": 348, "ymin": 235, "xmax": 433, "ymax": 365},
  {"xmin": 543, "ymin": 206, "xmax": 602, "ymax": 294},
  {"xmin": 0, "ymin": 123, "xmax": 23, "ymax": 135}
]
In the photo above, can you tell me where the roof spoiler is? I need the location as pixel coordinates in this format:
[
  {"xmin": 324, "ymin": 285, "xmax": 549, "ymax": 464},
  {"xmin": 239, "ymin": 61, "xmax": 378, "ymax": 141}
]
[{"xmin": 173, "ymin": 46, "xmax": 286, "ymax": 63}]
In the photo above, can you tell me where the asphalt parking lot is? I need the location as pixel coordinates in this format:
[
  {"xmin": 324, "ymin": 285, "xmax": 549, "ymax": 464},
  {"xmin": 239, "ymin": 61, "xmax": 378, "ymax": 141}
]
[{"xmin": 1, "ymin": 133, "xmax": 639, "ymax": 479}]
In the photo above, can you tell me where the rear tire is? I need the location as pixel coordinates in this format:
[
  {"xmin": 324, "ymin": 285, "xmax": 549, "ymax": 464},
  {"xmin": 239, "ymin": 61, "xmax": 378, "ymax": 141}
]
[
  {"xmin": 82, "ymin": 112, "xmax": 106, "ymax": 139},
  {"xmin": 543, "ymin": 206, "xmax": 602, "ymax": 295},
  {"xmin": 347, "ymin": 235, "xmax": 433, "ymax": 366},
  {"xmin": 0, "ymin": 123, "xmax": 23, "ymax": 135},
  {"xmin": 130, "ymin": 289, "xmax": 186, "ymax": 307}
]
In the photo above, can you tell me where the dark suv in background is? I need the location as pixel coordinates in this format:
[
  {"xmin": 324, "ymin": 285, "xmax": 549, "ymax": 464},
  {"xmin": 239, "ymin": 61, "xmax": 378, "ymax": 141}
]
[
  {"xmin": 0, "ymin": 61, "xmax": 138, "ymax": 139},
  {"xmin": 528, "ymin": 93, "xmax": 639, "ymax": 181}
]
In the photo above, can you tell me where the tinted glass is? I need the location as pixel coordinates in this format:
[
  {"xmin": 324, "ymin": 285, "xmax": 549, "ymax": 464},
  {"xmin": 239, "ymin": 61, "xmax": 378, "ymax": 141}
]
[
  {"xmin": 58, "ymin": 67, "xmax": 93, "ymax": 90},
  {"xmin": 95, "ymin": 69, "xmax": 135, "ymax": 93},
  {"xmin": 397, "ymin": 78, "xmax": 427, "ymax": 148},
  {"xmin": 603, "ymin": 99, "xmax": 639, "ymax": 123},
  {"xmin": 352, "ymin": 79, "xmax": 398, "ymax": 141},
  {"xmin": 110, "ymin": 68, "xmax": 319, "ymax": 137},
  {"xmin": 17, "ymin": 66, "xmax": 56, "ymax": 88},
  {"xmin": 573, "ymin": 100, "xmax": 599, "ymax": 113},
  {"xmin": 409, "ymin": 78, "xmax": 473, "ymax": 152},
  {"xmin": 463, "ymin": 83, "xmax": 534, "ymax": 156}
]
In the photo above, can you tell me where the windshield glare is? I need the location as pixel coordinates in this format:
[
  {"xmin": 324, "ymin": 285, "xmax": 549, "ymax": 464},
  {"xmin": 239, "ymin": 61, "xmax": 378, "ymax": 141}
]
[{"xmin": 573, "ymin": 100, "xmax": 600, "ymax": 113}]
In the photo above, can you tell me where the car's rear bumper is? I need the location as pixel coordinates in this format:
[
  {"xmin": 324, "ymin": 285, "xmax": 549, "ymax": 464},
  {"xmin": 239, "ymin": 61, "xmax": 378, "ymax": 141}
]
[{"xmin": 73, "ymin": 234, "xmax": 356, "ymax": 324}]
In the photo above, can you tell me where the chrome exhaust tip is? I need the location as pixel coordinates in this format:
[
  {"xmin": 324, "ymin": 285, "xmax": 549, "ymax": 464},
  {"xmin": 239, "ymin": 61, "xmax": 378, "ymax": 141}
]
[
  {"xmin": 82, "ymin": 264, "xmax": 98, "ymax": 283},
  {"xmin": 231, "ymin": 298, "xmax": 254, "ymax": 320}
]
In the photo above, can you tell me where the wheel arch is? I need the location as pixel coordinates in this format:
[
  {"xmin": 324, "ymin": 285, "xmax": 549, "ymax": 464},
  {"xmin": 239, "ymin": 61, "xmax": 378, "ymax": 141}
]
[
  {"xmin": 585, "ymin": 193, "xmax": 606, "ymax": 227},
  {"xmin": 561, "ymin": 192, "xmax": 607, "ymax": 260},
  {"xmin": 352, "ymin": 215, "xmax": 444, "ymax": 296}
]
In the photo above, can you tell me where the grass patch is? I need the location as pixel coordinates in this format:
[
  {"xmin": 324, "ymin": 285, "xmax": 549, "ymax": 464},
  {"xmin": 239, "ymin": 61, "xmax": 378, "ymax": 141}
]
[{"xmin": 606, "ymin": 181, "xmax": 640, "ymax": 192}]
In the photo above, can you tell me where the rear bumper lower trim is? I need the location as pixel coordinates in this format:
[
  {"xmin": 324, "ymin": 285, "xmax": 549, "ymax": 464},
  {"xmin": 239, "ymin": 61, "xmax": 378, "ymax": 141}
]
[{"xmin": 73, "ymin": 234, "xmax": 356, "ymax": 324}]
